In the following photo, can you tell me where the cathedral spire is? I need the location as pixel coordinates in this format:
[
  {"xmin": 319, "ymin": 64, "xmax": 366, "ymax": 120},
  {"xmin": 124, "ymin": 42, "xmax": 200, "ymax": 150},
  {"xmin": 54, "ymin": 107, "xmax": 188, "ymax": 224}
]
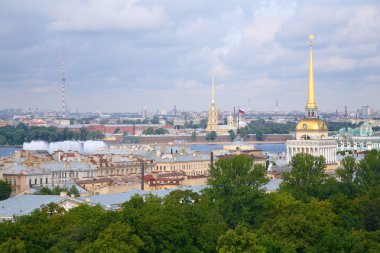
[
  {"xmin": 306, "ymin": 34, "xmax": 317, "ymax": 118},
  {"xmin": 206, "ymin": 70, "xmax": 218, "ymax": 131}
]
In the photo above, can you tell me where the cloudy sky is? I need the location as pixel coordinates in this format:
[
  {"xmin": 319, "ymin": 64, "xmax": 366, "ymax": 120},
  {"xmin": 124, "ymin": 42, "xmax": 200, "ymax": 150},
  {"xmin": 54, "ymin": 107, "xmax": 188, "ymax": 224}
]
[{"xmin": 0, "ymin": 0, "xmax": 379, "ymax": 113}]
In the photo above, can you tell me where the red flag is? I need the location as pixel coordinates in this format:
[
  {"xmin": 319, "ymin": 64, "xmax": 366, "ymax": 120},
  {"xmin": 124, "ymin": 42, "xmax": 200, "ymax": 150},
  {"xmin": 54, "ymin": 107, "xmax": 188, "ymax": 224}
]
[{"xmin": 239, "ymin": 109, "xmax": 245, "ymax": 114}]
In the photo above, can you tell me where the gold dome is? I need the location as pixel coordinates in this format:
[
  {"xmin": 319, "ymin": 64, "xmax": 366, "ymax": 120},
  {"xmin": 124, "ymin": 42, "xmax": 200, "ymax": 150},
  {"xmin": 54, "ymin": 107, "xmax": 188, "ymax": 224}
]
[{"xmin": 296, "ymin": 119, "xmax": 328, "ymax": 131}]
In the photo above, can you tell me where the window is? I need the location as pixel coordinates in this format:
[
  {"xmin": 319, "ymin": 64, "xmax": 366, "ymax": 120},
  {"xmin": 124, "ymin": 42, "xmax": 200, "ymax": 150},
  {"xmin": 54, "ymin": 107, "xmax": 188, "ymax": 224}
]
[{"xmin": 46, "ymin": 178, "xmax": 48, "ymax": 184}]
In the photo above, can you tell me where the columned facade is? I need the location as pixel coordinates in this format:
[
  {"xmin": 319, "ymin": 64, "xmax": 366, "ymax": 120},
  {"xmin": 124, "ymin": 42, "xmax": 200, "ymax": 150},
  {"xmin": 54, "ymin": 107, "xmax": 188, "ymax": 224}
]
[{"xmin": 287, "ymin": 140, "xmax": 336, "ymax": 164}]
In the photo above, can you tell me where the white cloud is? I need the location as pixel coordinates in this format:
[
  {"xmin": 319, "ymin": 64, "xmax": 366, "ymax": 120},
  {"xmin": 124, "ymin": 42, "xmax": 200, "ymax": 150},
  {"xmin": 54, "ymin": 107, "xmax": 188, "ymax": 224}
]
[
  {"xmin": 316, "ymin": 56, "xmax": 356, "ymax": 72},
  {"xmin": 0, "ymin": 0, "xmax": 380, "ymax": 111},
  {"xmin": 46, "ymin": 0, "xmax": 168, "ymax": 31}
]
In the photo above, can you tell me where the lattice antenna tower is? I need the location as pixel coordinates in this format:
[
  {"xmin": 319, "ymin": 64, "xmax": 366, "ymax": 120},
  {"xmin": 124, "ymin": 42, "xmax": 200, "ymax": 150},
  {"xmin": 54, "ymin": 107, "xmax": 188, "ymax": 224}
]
[
  {"xmin": 275, "ymin": 99, "xmax": 279, "ymax": 112},
  {"xmin": 61, "ymin": 54, "xmax": 66, "ymax": 118}
]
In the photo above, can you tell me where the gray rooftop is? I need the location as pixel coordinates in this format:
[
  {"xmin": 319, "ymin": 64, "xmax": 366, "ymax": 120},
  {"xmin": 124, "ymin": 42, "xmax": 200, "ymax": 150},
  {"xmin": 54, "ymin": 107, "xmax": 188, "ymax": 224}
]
[
  {"xmin": 266, "ymin": 179, "xmax": 283, "ymax": 192},
  {"xmin": 150, "ymin": 154, "xmax": 210, "ymax": 163},
  {"xmin": 0, "ymin": 195, "xmax": 74, "ymax": 219},
  {"xmin": 3, "ymin": 162, "xmax": 96, "ymax": 175}
]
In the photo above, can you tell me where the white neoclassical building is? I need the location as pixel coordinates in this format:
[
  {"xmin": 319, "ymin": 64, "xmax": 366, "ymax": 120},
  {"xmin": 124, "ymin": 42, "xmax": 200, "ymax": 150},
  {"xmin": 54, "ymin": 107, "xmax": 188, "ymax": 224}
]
[
  {"xmin": 286, "ymin": 35, "xmax": 337, "ymax": 164},
  {"xmin": 287, "ymin": 140, "xmax": 337, "ymax": 164}
]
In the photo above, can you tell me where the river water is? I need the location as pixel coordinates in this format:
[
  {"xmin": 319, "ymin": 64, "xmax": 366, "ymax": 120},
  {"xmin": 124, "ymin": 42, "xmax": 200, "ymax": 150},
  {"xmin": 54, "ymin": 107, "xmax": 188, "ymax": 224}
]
[
  {"xmin": 0, "ymin": 147, "xmax": 21, "ymax": 157},
  {"xmin": 188, "ymin": 143, "xmax": 286, "ymax": 154},
  {"xmin": 1, "ymin": 143, "xmax": 286, "ymax": 157}
]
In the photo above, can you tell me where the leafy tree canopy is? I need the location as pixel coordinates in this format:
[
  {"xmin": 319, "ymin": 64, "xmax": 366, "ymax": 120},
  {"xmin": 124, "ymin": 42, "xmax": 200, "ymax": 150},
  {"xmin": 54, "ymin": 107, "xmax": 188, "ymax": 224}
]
[
  {"xmin": 0, "ymin": 180, "xmax": 12, "ymax": 200},
  {"xmin": 280, "ymin": 153, "xmax": 327, "ymax": 201},
  {"xmin": 205, "ymin": 131, "xmax": 217, "ymax": 141},
  {"xmin": 206, "ymin": 155, "xmax": 269, "ymax": 226}
]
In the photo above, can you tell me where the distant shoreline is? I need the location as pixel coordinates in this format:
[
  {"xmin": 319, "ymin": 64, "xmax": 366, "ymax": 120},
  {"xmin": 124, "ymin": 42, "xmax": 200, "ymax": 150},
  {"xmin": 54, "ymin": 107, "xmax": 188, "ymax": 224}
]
[
  {"xmin": 0, "ymin": 145, "xmax": 22, "ymax": 148},
  {"xmin": 185, "ymin": 140, "xmax": 286, "ymax": 145}
]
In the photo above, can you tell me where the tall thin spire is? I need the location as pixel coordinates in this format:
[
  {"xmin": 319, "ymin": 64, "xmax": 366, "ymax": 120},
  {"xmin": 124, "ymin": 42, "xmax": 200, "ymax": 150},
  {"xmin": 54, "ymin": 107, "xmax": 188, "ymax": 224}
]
[
  {"xmin": 211, "ymin": 70, "xmax": 215, "ymax": 104},
  {"xmin": 206, "ymin": 70, "xmax": 218, "ymax": 131},
  {"xmin": 305, "ymin": 34, "xmax": 318, "ymax": 119},
  {"xmin": 61, "ymin": 54, "xmax": 66, "ymax": 118},
  {"xmin": 306, "ymin": 34, "xmax": 316, "ymax": 109}
]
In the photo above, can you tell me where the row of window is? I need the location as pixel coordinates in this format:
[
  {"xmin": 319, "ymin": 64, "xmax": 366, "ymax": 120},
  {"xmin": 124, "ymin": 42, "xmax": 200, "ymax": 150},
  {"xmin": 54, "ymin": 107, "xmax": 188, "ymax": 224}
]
[
  {"xmin": 29, "ymin": 177, "xmax": 48, "ymax": 186},
  {"xmin": 338, "ymin": 143, "xmax": 365, "ymax": 148},
  {"xmin": 155, "ymin": 163, "xmax": 209, "ymax": 171},
  {"xmin": 99, "ymin": 167, "xmax": 139, "ymax": 176},
  {"xmin": 52, "ymin": 171, "xmax": 95, "ymax": 178},
  {"xmin": 5, "ymin": 178, "xmax": 16, "ymax": 185},
  {"xmin": 186, "ymin": 170, "xmax": 208, "ymax": 176}
]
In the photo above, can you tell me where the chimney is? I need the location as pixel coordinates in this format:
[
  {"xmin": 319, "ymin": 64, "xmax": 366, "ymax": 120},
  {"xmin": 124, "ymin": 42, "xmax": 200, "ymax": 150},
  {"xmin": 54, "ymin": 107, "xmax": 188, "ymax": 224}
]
[{"xmin": 140, "ymin": 160, "xmax": 145, "ymax": 191}]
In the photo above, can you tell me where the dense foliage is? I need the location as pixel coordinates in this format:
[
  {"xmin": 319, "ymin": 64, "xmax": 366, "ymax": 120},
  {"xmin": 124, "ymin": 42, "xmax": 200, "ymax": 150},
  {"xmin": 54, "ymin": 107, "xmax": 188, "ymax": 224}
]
[
  {"xmin": 238, "ymin": 119, "xmax": 296, "ymax": 140},
  {"xmin": 0, "ymin": 124, "xmax": 104, "ymax": 145},
  {"xmin": 228, "ymin": 130, "xmax": 236, "ymax": 141},
  {"xmin": 0, "ymin": 153, "xmax": 380, "ymax": 252},
  {"xmin": 325, "ymin": 121, "xmax": 356, "ymax": 132},
  {"xmin": 184, "ymin": 119, "xmax": 209, "ymax": 129},
  {"xmin": 121, "ymin": 119, "xmax": 150, "ymax": 124},
  {"xmin": 237, "ymin": 120, "xmax": 359, "ymax": 140},
  {"xmin": 0, "ymin": 180, "xmax": 12, "ymax": 200},
  {"xmin": 205, "ymin": 131, "xmax": 217, "ymax": 141},
  {"xmin": 142, "ymin": 127, "xmax": 169, "ymax": 135},
  {"xmin": 34, "ymin": 186, "xmax": 80, "ymax": 197}
]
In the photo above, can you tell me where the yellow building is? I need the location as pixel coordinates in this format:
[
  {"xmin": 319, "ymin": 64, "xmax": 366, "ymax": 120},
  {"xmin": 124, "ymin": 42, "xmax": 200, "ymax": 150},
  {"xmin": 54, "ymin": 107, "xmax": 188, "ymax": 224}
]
[
  {"xmin": 287, "ymin": 35, "xmax": 337, "ymax": 164},
  {"xmin": 206, "ymin": 72, "xmax": 237, "ymax": 135},
  {"xmin": 75, "ymin": 178, "xmax": 112, "ymax": 193},
  {"xmin": 152, "ymin": 154, "xmax": 210, "ymax": 176}
]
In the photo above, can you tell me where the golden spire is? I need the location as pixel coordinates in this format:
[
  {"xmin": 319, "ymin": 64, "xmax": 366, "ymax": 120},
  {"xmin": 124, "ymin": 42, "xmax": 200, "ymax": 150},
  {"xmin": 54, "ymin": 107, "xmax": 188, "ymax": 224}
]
[
  {"xmin": 211, "ymin": 70, "xmax": 215, "ymax": 104},
  {"xmin": 306, "ymin": 34, "xmax": 317, "ymax": 109}
]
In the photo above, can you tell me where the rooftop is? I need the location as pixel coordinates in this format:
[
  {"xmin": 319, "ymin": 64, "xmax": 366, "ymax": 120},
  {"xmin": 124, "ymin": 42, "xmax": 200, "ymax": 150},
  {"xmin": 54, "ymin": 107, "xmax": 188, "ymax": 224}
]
[
  {"xmin": 0, "ymin": 195, "xmax": 78, "ymax": 219},
  {"xmin": 3, "ymin": 161, "xmax": 96, "ymax": 175}
]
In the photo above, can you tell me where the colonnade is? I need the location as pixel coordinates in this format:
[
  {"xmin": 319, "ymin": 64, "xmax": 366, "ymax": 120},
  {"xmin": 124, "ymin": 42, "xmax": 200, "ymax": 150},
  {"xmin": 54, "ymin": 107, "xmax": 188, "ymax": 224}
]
[{"xmin": 286, "ymin": 143, "xmax": 337, "ymax": 164}]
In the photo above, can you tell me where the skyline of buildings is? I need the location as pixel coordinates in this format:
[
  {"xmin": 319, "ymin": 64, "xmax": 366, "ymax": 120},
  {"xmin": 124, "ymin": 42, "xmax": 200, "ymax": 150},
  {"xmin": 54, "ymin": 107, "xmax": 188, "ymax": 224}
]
[{"xmin": 1, "ymin": 2, "xmax": 379, "ymax": 251}]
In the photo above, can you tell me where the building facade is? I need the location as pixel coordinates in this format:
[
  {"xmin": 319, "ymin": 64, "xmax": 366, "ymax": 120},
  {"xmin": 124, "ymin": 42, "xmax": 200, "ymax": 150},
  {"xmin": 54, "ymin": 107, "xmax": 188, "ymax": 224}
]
[
  {"xmin": 3, "ymin": 162, "xmax": 97, "ymax": 194},
  {"xmin": 152, "ymin": 154, "xmax": 210, "ymax": 176},
  {"xmin": 335, "ymin": 122, "xmax": 380, "ymax": 152}
]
